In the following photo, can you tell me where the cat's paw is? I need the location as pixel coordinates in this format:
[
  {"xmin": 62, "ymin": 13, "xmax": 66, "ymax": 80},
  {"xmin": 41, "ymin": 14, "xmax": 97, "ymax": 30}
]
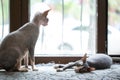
[
  {"xmin": 54, "ymin": 65, "xmax": 64, "ymax": 69},
  {"xmin": 22, "ymin": 66, "xmax": 31, "ymax": 70},
  {"xmin": 33, "ymin": 68, "xmax": 38, "ymax": 71},
  {"xmin": 56, "ymin": 68, "xmax": 64, "ymax": 72},
  {"xmin": 19, "ymin": 67, "xmax": 29, "ymax": 72}
]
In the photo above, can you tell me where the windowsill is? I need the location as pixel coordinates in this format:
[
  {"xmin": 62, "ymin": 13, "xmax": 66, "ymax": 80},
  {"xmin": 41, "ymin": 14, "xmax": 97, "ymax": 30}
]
[
  {"xmin": 112, "ymin": 57, "xmax": 120, "ymax": 63},
  {"xmin": 34, "ymin": 53, "xmax": 93, "ymax": 64},
  {"xmin": 35, "ymin": 56, "xmax": 82, "ymax": 64},
  {"xmin": 34, "ymin": 53, "xmax": 120, "ymax": 64},
  {"xmin": 34, "ymin": 53, "xmax": 94, "ymax": 57}
]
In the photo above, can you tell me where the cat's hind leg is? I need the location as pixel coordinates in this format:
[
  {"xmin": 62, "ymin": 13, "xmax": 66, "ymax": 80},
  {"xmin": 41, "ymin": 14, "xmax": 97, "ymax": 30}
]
[{"xmin": 11, "ymin": 58, "xmax": 28, "ymax": 72}]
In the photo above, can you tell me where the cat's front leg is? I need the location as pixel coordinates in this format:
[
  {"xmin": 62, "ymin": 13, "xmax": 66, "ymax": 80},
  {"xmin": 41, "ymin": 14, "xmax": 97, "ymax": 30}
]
[
  {"xmin": 30, "ymin": 58, "xmax": 38, "ymax": 71},
  {"xmin": 24, "ymin": 51, "xmax": 31, "ymax": 70},
  {"xmin": 55, "ymin": 62, "xmax": 79, "ymax": 72},
  {"xmin": 29, "ymin": 47, "xmax": 38, "ymax": 71}
]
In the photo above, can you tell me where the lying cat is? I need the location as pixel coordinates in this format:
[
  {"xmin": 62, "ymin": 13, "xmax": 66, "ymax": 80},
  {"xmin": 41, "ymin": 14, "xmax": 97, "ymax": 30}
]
[
  {"xmin": 55, "ymin": 53, "xmax": 113, "ymax": 73},
  {"xmin": 0, "ymin": 9, "xmax": 50, "ymax": 72}
]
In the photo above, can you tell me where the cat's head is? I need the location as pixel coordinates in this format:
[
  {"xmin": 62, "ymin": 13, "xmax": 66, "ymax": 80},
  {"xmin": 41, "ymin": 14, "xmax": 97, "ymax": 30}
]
[
  {"xmin": 74, "ymin": 53, "xmax": 95, "ymax": 73},
  {"xmin": 40, "ymin": 9, "xmax": 51, "ymax": 26},
  {"xmin": 32, "ymin": 9, "xmax": 51, "ymax": 26}
]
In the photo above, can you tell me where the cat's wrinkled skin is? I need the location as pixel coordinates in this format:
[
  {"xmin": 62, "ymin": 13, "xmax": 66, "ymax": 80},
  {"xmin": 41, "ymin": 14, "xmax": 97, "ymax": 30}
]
[
  {"xmin": 0, "ymin": 9, "xmax": 50, "ymax": 72},
  {"xmin": 55, "ymin": 53, "xmax": 113, "ymax": 73}
]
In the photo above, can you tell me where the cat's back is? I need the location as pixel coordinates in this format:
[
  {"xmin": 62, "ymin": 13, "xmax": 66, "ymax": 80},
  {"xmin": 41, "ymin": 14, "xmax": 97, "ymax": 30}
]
[
  {"xmin": 0, "ymin": 31, "xmax": 25, "ymax": 50},
  {"xmin": 0, "ymin": 22, "xmax": 39, "ymax": 49},
  {"xmin": 19, "ymin": 22, "xmax": 39, "ymax": 33},
  {"xmin": 87, "ymin": 54, "xmax": 113, "ymax": 69}
]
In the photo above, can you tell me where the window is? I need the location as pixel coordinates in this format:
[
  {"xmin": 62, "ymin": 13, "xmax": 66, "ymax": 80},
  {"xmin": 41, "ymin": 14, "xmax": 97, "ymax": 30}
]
[
  {"xmin": 5, "ymin": 0, "xmax": 108, "ymax": 63},
  {"xmin": 30, "ymin": 0, "xmax": 97, "ymax": 56},
  {"xmin": 108, "ymin": 0, "xmax": 120, "ymax": 55},
  {"xmin": 0, "ymin": 0, "xmax": 9, "ymax": 41}
]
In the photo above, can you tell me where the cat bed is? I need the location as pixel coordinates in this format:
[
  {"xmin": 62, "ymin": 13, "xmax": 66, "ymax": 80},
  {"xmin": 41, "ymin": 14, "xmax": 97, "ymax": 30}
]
[{"xmin": 0, "ymin": 63, "xmax": 120, "ymax": 80}]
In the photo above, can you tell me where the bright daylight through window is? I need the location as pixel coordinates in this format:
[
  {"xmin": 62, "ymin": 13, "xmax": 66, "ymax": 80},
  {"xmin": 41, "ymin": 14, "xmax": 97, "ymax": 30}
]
[
  {"xmin": 31, "ymin": 0, "xmax": 97, "ymax": 56},
  {"xmin": 108, "ymin": 0, "xmax": 120, "ymax": 55},
  {"xmin": 0, "ymin": 0, "xmax": 9, "ymax": 42}
]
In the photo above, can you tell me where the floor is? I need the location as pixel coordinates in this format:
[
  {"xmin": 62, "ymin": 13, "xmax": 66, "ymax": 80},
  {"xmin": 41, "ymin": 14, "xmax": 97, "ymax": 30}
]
[{"xmin": 0, "ymin": 63, "xmax": 120, "ymax": 80}]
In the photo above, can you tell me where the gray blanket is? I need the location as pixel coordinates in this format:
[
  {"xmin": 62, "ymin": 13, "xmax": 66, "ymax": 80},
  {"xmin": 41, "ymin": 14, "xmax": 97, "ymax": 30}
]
[{"xmin": 0, "ymin": 63, "xmax": 120, "ymax": 80}]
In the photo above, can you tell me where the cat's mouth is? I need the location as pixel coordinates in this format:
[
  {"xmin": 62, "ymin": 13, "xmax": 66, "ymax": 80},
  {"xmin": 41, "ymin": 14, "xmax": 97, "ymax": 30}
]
[{"xmin": 42, "ymin": 23, "xmax": 48, "ymax": 26}]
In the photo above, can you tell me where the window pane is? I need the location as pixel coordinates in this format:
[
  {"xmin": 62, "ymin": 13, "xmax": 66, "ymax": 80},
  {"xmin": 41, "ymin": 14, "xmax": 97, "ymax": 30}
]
[
  {"xmin": 30, "ymin": 0, "xmax": 97, "ymax": 56},
  {"xmin": 108, "ymin": 0, "xmax": 120, "ymax": 55},
  {"xmin": 0, "ymin": 0, "xmax": 9, "ymax": 41}
]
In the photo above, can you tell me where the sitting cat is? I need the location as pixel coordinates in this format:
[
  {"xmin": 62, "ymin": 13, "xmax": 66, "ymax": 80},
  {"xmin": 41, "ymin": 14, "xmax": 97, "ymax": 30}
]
[
  {"xmin": 0, "ymin": 9, "xmax": 50, "ymax": 72},
  {"xmin": 55, "ymin": 53, "xmax": 113, "ymax": 73}
]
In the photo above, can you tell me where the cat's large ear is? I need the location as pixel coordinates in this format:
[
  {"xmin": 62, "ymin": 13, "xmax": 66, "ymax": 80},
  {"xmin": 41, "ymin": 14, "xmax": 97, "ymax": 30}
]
[
  {"xmin": 87, "ymin": 67, "xmax": 96, "ymax": 72},
  {"xmin": 42, "ymin": 9, "xmax": 51, "ymax": 17},
  {"xmin": 81, "ymin": 53, "xmax": 87, "ymax": 63}
]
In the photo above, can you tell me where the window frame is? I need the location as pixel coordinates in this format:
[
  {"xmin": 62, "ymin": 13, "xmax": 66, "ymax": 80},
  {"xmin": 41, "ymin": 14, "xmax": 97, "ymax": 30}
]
[
  {"xmin": 10, "ymin": 0, "xmax": 113, "ymax": 64},
  {"xmin": 97, "ymin": 0, "xmax": 108, "ymax": 54},
  {"xmin": 10, "ymin": 0, "xmax": 29, "ymax": 32}
]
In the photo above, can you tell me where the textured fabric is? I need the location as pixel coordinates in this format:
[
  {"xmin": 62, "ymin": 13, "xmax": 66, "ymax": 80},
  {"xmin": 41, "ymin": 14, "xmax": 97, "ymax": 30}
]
[{"xmin": 0, "ymin": 64, "xmax": 120, "ymax": 80}]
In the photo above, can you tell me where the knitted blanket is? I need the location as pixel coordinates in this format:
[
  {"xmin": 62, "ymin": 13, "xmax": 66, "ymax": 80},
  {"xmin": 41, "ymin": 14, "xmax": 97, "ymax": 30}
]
[{"xmin": 0, "ymin": 63, "xmax": 120, "ymax": 80}]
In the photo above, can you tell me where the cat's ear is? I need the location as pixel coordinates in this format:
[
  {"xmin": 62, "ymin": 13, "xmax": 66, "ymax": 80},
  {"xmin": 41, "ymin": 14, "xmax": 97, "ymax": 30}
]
[
  {"xmin": 81, "ymin": 53, "xmax": 87, "ymax": 63},
  {"xmin": 42, "ymin": 9, "xmax": 51, "ymax": 17},
  {"xmin": 88, "ymin": 67, "xmax": 96, "ymax": 72}
]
